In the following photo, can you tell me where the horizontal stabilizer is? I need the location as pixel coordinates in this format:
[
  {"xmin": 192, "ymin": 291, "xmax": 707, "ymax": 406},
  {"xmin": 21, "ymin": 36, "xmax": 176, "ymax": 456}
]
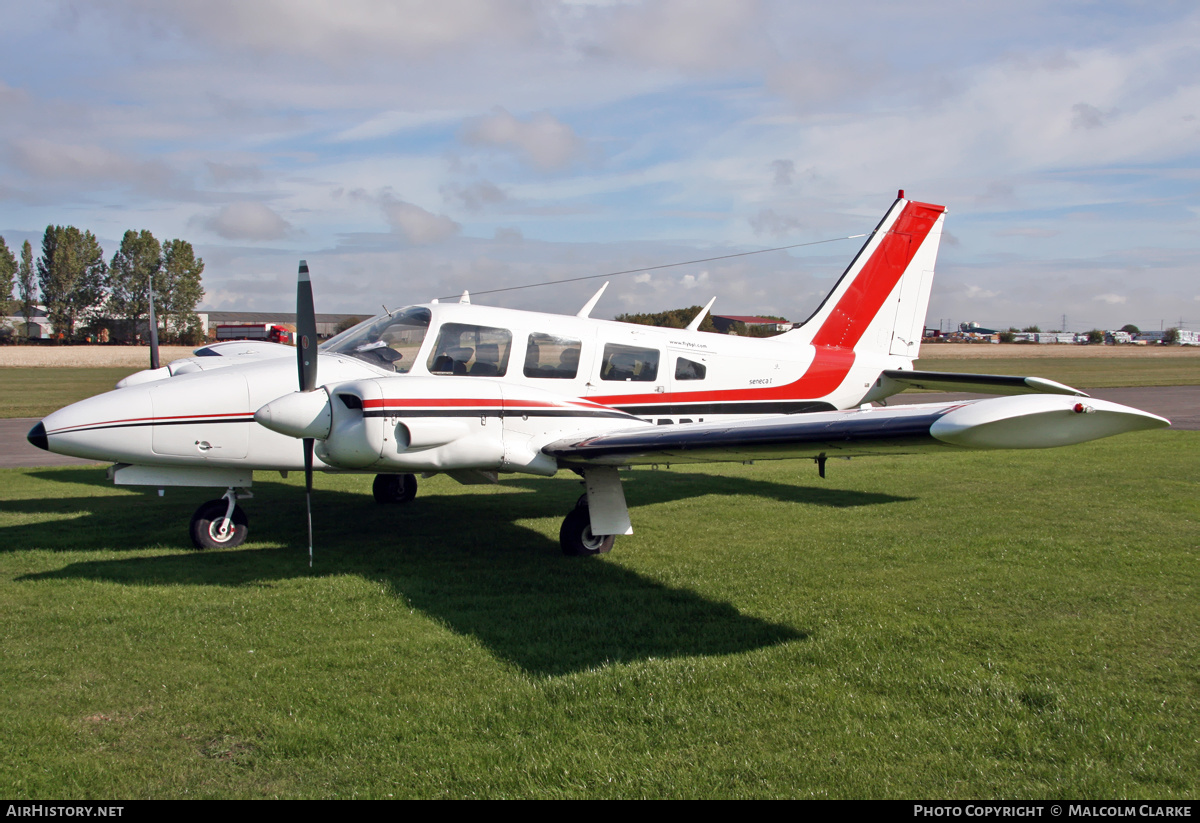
[
  {"xmin": 881, "ymin": 370, "xmax": 1087, "ymax": 397},
  {"xmin": 544, "ymin": 395, "xmax": 1168, "ymax": 467}
]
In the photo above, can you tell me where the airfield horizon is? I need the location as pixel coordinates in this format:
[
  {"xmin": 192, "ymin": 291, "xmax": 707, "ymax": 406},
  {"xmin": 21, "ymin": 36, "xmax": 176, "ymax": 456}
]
[{"xmin": 1, "ymin": 341, "xmax": 1199, "ymax": 369}]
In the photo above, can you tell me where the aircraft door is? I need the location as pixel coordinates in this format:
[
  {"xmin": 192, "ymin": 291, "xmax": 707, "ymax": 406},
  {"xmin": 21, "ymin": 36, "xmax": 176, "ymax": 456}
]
[{"xmin": 150, "ymin": 372, "xmax": 251, "ymax": 459}]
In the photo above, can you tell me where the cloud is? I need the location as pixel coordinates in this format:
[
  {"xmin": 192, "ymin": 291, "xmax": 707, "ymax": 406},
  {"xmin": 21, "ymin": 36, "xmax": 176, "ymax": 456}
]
[
  {"xmin": 441, "ymin": 180, "xmax": 508, "ymax": 213},
  {"xmin": 116, "ymin": 0, "xmax": 540, "ymax": 61},
  {"xmin": 1071, "ymin": 102, "xmax": 1110, "ymax": 130},
  {"xmin": 770, "ymin": 159, "xmax": 795, "ymax": 186},
  {"xmin": 380, "ymin": 195, "xmax": 460, "ymax": 244},
  {"xmin": 331, "ymin": 109, "xmax": 467, "ymax": 143},
  {"xmin": 748, "ymin": 209, "xmax": 802, "ymax": 237},
  {"xmin": 201, "ymin": 202, "xmax": 292, "ymax": 241},
  {"xmin": 462, "ymin": 107, "xmax": 583, "ymax": 171},
  {"xmin": 598, "ymin": 0, "xmax": 765, "ymax": 72},
  {"xmin": 995, "ymin": 227, "xmax": 1060, "ymax": 238},
  {"xmin": 9, "ymin": 138, "xmax": 174, "ymax": 192},
  {"xmin": 1094, "ymin": 293, "xmax": 1127, "ymax": 304},
  {"xmin": 205, "ymin": 162, "xmax": 264, "ymax": 185},
  {"xmin": 965, "ymin": 285, "xmax": 1000, "ymax": 299}
]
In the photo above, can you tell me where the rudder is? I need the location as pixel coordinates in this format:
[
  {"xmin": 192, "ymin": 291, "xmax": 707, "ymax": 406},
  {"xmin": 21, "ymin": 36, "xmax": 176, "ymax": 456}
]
[{"xmin": 783, "ymin": 194, "xmax": 946, "ymax": 359}]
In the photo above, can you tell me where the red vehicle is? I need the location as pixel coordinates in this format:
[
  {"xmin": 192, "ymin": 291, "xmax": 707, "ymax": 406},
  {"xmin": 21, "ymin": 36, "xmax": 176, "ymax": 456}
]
[{"xmin": 215, "ymin": 324, "xmax": 294, "ymax": 345}]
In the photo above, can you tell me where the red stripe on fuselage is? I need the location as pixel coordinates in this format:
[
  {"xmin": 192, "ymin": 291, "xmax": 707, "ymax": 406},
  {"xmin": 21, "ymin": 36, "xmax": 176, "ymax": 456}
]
[
  {"xmin": 363, "ymin": 398, "xmax": 605, "ymax": 410},
  {"xmin": 47, "ymin": 411, "xmax": 255, "ymax": 435}
]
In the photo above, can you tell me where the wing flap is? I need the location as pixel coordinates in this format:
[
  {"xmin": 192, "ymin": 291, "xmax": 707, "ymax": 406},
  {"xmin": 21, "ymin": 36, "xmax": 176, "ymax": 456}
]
[
  {"xmin": 545, "ymin": 404, "xmax": 958, "ymax": 466},
  {"xmin": 544, "ymin": 396, "xmax": 1169, "ymax": 467},
  {"xmin": 882, "ymin": 369, "xmax": 1087, "ymax": 397}
]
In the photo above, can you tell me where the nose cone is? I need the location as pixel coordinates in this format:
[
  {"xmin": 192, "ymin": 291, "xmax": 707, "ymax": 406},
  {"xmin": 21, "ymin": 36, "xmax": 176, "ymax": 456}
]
[
  {"xmin": 255, "ymin": 389, "xmax": 332, "ymax": 439},
  {"xmin": 27, "ymin": 421, "xmax": 49, "ymax": 451},
  {"xmin": 38, "ymin": 387, "xmax": 154, "ymax": 462}
]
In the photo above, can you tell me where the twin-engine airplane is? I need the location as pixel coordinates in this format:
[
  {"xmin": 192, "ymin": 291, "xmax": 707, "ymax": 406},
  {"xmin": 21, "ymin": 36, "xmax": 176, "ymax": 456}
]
[{"xmin": 28, "ymin": 193, "xmax": 1169, "ymax": 556}]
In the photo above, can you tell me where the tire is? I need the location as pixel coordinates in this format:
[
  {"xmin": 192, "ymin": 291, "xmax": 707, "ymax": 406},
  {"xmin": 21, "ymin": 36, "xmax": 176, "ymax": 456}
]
[
  {"xmin": 373, "ymin": 473, "xmax": 418, "ymax": 504},
  {"xmin": 559, "ymin": 506, "xmax": 615, "ymax": 557},
  {"xmin": 189, "ymin": 499, "xmax": 249, "ymax": 550}
]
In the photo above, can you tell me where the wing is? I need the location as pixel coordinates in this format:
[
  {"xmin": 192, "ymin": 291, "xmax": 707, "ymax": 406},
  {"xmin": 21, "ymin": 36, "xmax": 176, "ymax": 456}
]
[
  {"xmin": 881, "ymin": 369, "xmax": 1086, "ymax": 397},
  {"xmin": 543, "ymin": 395, "xmax": 1169, "ymax": 467}
]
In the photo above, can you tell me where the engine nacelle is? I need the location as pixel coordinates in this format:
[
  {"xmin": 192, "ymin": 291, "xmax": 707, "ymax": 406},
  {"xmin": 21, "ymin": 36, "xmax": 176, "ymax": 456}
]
[{"xmin": 317, "ymin": 379, "xmax": 386, "ymax": 469}]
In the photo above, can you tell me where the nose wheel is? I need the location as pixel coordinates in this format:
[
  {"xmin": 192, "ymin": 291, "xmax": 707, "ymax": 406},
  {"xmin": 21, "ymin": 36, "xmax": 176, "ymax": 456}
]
[
  {"xmin": 189, "ymin": 487, "xmax": 252, "ymax": 549},
  {"xmin": 189, "ymin": 498, "xmax": 249, "ymax": 549}
]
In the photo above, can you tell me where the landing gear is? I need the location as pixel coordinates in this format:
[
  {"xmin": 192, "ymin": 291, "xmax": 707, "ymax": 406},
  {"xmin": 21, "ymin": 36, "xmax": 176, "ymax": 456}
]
[
  {"xmin": 189, "ymin": 497, "xmax": 249, "ymax": 549},
  {"xmin": 373, "ymin": 473, "xmax": 418, "ymax": 504},
  {"xmin": 559, "ymin": 505, "xmax": 615, "ymax": 556}
]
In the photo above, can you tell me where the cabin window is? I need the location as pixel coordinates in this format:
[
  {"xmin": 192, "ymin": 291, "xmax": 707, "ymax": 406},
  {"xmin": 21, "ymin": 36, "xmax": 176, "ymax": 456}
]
[
  {"xmin": 427, "ymin": 323, "xmax": 512, "ymax": 376},
  {"xmin": 524, "ymin": 333, "xmax": 582, "ymax": 379},
  {"xmin": 322, "ymin": 307, "xmax": 431, "ymax": 373},
  {"xmin": 674, "ymin": 357, "xmax": 706, "ymax": 381},
  {"xmin": 600, "ymin": 343, "xmax": 659, "ymax": 382}
]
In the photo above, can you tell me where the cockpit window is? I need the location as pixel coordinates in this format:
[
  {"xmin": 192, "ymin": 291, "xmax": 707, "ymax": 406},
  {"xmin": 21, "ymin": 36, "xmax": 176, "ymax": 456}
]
[
  {"xmin": 321, "ymin": 307, "xmax": 431, "ymax": 373},
  {"xmin": 427, "ymin": 323, "xmax": 512, "ymax": 376}
]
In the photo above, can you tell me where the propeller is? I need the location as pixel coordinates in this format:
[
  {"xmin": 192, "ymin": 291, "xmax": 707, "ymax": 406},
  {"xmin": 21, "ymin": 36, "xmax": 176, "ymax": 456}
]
[
  {"xmin": 297, "ymin": 260, "xmax": 318, "ymax": 567},
  {"xmin": 147, "ymin": 280, "xmax": 161, "ymax": 370}
]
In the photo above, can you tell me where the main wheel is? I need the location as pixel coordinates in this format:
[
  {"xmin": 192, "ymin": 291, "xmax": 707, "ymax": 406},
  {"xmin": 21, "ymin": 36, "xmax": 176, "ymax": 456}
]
[
  {"xmin": 559, "ymin": 506, "xmax": 615, "ymax": 556},
  {"xmin": 373, "ymin": 473, "xmax": 418, "ymax": 504},
  {"xmin": 189, "ymin": 499, "xmax": 249, "ymax": 549}
]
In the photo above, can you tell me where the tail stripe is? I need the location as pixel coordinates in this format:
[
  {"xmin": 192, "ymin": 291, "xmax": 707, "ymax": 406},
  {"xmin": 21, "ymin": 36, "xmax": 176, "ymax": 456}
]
[{"xmin": 809, "ymin": 200, "xmax": 945, "ymax": 350}]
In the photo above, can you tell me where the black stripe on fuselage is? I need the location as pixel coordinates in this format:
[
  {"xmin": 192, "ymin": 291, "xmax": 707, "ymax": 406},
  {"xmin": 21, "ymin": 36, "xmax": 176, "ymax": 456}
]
[
  {"xmin": 609, "ymin": 400, "xmax": 837, "ymax": 416},
  {"xmin": 48, "ymin": 416, "xmax": 254, "ymax": 436},
  {"xmin": 362, "ymin": 408, "xmax": 636, "ymax": 420}
]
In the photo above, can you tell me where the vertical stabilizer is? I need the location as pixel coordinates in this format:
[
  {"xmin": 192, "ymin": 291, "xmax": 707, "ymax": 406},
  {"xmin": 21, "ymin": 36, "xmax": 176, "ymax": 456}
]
[{"xmin": 781, "ymin": 195, "xmax": 946, "ymax": 359}]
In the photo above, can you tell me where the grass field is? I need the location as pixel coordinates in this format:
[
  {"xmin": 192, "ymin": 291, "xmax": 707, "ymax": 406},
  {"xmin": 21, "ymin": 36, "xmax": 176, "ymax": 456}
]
[
  {"xmin": 912, "ymin": 357, "xmax": 1200, "ymax": 390},
  {"xmin": 1, "ymin": 430, "xmax": 1196, "ymax": 798},
  {"xmin": 2, "ymin": 345, "xmax": 1197, "ymax": 419}
]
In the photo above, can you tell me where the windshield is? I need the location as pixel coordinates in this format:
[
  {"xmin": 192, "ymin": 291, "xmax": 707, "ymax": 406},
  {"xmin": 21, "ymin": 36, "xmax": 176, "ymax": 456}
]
[{"xmin": 321, "ymin": 307, "xmax": 431, "ymax": 373}]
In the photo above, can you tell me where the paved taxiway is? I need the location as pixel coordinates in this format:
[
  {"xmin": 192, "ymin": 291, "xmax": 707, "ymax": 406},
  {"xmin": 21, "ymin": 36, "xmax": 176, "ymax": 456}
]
[{"xmin": 2, "ymin": 385, "xmax": 1195, "ymax": 469}]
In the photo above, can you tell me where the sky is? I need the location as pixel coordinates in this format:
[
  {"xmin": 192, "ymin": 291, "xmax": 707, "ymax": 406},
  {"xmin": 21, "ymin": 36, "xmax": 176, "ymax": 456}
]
[{"xmin": 1, "ymin": 0, "xmax": 1198, "ymax": 333}]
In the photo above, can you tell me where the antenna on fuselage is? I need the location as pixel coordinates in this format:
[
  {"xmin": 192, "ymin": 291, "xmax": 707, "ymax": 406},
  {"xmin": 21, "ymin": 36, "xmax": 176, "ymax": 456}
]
[
  {"xmin": 459, "ymin": 290, "xmax": 471, "ymax": 304},
  {"xmin": 686, "ymin": 296, "xmax": 717, "ymax": 332},
  {"xmin": 576, "ymin": 281, "xmax": 609, "ymax": 318}
]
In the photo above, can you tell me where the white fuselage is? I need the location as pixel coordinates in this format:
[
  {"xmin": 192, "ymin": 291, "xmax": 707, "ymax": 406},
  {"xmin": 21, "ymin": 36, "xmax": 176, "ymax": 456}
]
[{"xmin": 37, "ymin": 301, "xmax": 911, "ymax": 479}]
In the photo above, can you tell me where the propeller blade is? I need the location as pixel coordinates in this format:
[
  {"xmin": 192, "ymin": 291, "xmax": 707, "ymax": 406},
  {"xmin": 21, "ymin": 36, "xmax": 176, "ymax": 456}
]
[
  {"xmin": 297, "ymin": 260, "xmax": 318, "ymax": 393},
  {"xmin": 304, "ymin": 436, "xmax": 314, "ymax": 568},
  {"xmin": 147, "ymin": 284, "xmax": 161, "ymax": 370}
]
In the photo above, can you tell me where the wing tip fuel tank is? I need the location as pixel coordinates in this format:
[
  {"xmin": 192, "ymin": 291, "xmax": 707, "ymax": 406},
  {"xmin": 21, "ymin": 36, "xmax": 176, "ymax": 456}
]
[{"xmin": 929, "ymin": 395, "xmax": 1170, "ymax": 450}]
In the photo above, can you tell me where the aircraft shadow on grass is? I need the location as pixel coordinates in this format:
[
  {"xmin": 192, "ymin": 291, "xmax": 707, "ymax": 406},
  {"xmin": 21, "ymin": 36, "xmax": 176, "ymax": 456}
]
[{"xmin": 7, "ymin": 468, "xmax": 914, "ymax": 676}]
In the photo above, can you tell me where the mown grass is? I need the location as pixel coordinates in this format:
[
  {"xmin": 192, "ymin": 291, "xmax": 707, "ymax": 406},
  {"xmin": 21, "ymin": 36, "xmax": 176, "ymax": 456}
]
[
  {"xmin": 0, "ymin": 368, "xmax": 140, "ymax": 419},
  {"xmin": 3, "ymin": 355, "xmax": 1197, "ymax": 420},
  {"xmin": 1, "ymin": 430, "xmax": 1196, "ymax": 798},
  {"xmin": 913, "ymin": 357, "xmax": 1200, "ymax": 389}
]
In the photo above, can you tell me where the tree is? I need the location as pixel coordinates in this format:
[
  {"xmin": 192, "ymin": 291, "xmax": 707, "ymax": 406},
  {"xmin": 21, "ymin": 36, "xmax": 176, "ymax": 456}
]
[
  {"xmin": 160, "ymin": 239, "xmax": 205, "ymax": 344},
  {"xmin": 1021, "ymin": 325, "xmax": 1041, "ymax": 333},
  {"xmin": 1120, "ymin": 324, "xmax": 1140, "ymax": 335},
  {"xmin": 37, "ymin": 226, "xmax": 107, "ymax": 339},
  {"xmin": 334, "ymin": 315, "xmax": 370, "ymax": 334},
  {"xmin": 614, "ymin": 306, "xmax": 717, "ymax": 333},
  {"xmin": 107, "ymin": 230, "xmax": 162, "ymax": 344},
  {"xmin": 18, "ymin": 240, "xmax": 36, "ymax": 340},
  {"xmin": 1086, "ymin": 329, "xmax": 1104, "ymax": 344},
  {"xmin": 0, "ymin": 236, "xmax": 15, "ymax": 317},
  {"xmin": 1164, "ymin": 327, "xmax": 1179, "ymax": 345}
]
